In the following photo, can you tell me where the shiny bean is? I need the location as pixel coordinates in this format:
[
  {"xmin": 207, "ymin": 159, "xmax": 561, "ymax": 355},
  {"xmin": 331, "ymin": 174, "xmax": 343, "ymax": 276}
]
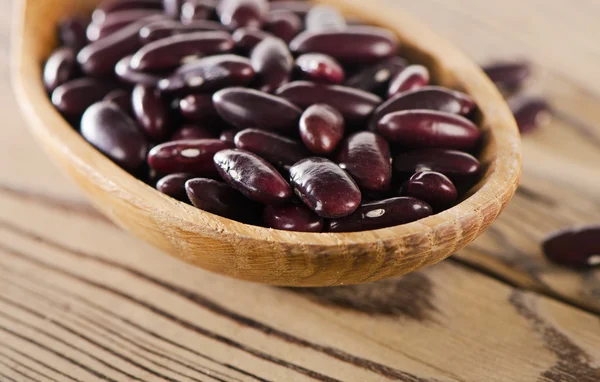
[
  {"xmin": 148, "ymin": 139, "xmax": 234, "ymax": 176},
  {"xmin": 387, "ymin": 64, "xmax": 430, "ymax": 98},
  {"xmin": 234, "ymin": 128, "xmax": 309, "ymax": 167},
  {"xmin": 218, "ymin": 0, "xmax": 268, "ymax": 30},
  {"xmin": 508, "ymin": 96, "xmax": 552, "ymax": 134},
  {"xmin": 179, "ymin": 94, "xmax": 219, "ymax": 122},
  {"xmin": 276, "ymin": 81, "xmax": 382, "ymax": 127},
  {"xmin": 213, "ymin": 149, "xmax": 292, "ymax": 204},
  {"xmin": 115, "ymin": 55, "xmax": 164, "ymax": 86},
  {"xmin": 104, "ymin": 89, "xmax": 132, "ymax": 114},
  {"xmin": 337, "ymin": 132, "xmax": 391, "ymax": 191},
  {"xmin": 402, "ymin": 171, "xmax": 457, "ymax": 210},
  {"xmin": 289, "ymin": 157, "xmax": 361, "ymax": 218},
  {"xmin": 219, "ymin": 129, "xmax": 237, "ymax": 143},
  {"xmin": 163, "ymin": 0, "xmax": 184, "ymax": 18},
  {"xmin": 542, "ymin": 225, "xmax": 600, "ymax": 268},
  {"xmin": 231, "ymin": 27, "xmax": 274, "ymax": 54},
  {"xmin": 139, "ymin": 19, "xmax": 228, "ymax": 43},
  {"xmin": 250, "ymin": 37, "xmax": 293, "ymax": 93},
  {"xmin": 345, "ymin": 57, "xmax": 407, "ymax": 96},
  {"xmin": 88, "ymin": 10, "xmax": 165, "ymax": 42},
  {"xmin": 289, "ymin": 27, "xmax": 398, "ymax": 66},
  {"xmin": 394, "ymin": 149, "xmax": 481, "ymax": 179},
  {"xmin": 172, "ymin": 124, "xmax": 218, "ymax": 140},
  {"xmin": 327, "ymin": 197, "xmax": 432, "ymax": 232},
  {"xmin": 269, "ymin": 1, "xmax": 313, "ymax": 17},
  {"xmin": 51, "ymin": 78, "xmax": 115, "ymax": 116},
  {"xmin": 186, "ymin": 177, "xmax": 254, "ymax": 219},
  {"xmin": 263, "ymin": 10, "xmax": 302, "ymax": 43},
  {"xmin": 58, "ymin": 16, "xmax": 89, "ymax": 51},
  {"xmin": 299, "ymin": 104, "xmax": 344, "ymax": 154},
  {"xmin": 132, "ymin": 85, "xmax": 172, "ymax": 141},
  {"xmin": 213, "ymin": 87, "xmax": 302, "ymax": 133},
  {"xmin": 93, "ymin": 0, "xmax": 163, "ymax": 23},
  {"xmin": 158, "ymin": 54, "xmax": 255, "ymax": 95},
  {"xmin": 180, "ymin": 0, "xmax": 217, "ymax": 23},
  {"xmin": 295, "ymin": 53, "xmax": 344, "ymax": 84},
  {"xmin": 263, "ymin": 204, "xmax": 324, "ymax": 232},
  {"xmin": 43, "ymin": 47, "xmax": 78, "ymax": 92},
  {"xmin": 305, "ymin": 5, "xmax": 346, "ymax": 31},
  {"xmin": 156, "ymin": 172, "xmax": 195, "ymax": 201},
  {"xmin": 81, "ymin": 101, "xmax": 149, "ymax": 171},
  {"xmin": 130, "ymin": 31, "xmax": 234, "ymax": 71},
  {"xmin": 483, "ymin": 61, "xmax": 531, "ymax": 93},
  {"xmin": 378, "ymin": 110, "xmax": 480, "ymax": 150}
]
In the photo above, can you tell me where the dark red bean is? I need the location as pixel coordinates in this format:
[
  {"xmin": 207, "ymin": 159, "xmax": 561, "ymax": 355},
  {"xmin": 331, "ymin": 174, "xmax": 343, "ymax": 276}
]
[
  {"xmin": 81, "ymin": 101, "xmax": 149, "ymax": 171},
  {"xmin": 156, "ymin": 173, "xmax": 195, "ymax": 201},
  {"xmin": 115, "ymin": 55, "xmax": 164, "ymax": 86},
  {"xmin": 132, "ymin": 85, "xmax": 172, "ymax": 141},
  {"xmin": 387, "ymin": 64, "xmax": 430, "ymax": 98},
  {"xmin": 234, "ymin": 128, "xmax": 309, "ymax": 167},
  {"xmin": 483, "ymin": 61, "xmax": 531, "ymax": 92},
  {"xmin": 58, "ymin": 16, "xmax": 89, "ymax": 51},
  {"xmin": 542, "ymin": 226, "xmax": 600, "ymax": 268},
  {"xmin": 337, "ymin": 132, "xmax": 391, "ymax": 192},
  {"xmin": 305, "ymin": 5, "xmax": 346, "ymax": 31},
  {"xmin": 269, "ymin": 1, "xmax": 313, "ymax": 17},
  {"xmin": 220, "ymin": 129, "xmax": 237, "ymax": 143},
  {"xmin": 344, "ymin": 57, "xmax": 407, "ymax": 96},
  {"xmin": 87, "ymin": 10, "xmax": 164, "ymax": 41},
  {"xmin": 93, "ymin": 0, "xmax": 163, "ymax": 23},
  {"xmin": 158, "ymin": 54, "xmax": 255, "ymax": 95},
  {"xmin": 289, "ymin": 157, "xmax": 361, "ymax": 218},
  {"xmin": 402, "ymin": 171, "xmax": 457, "ymax": 210},
  {"xmin": 172, "ymin": 125, "xmax": 217, "ymax": 140},
  {"xmin": 369, "ymin": 86, "xmax": 475, "ymax": 130},
  {"xmin": 180, "ymin": 0, "xmax": 218, "ymax": 23},
  {"xmin": 218, "ymin": 0, "xmax": 268, "ymax": 30},
  {"xmin": 163, "ymin": 0, "xmax": 184, "ymax": 18},
  {"xmin": 263, "ymin": 204, "xmax": 323, "ymax": 232},
  {"xmin": 299, "ymin": 104, "xmax": 344, "ymax": 154},
  {"xmin": 213, "ymin": 149, "xmax": 292, "ymax": 204},
  {"xmin": 378, "ymin": 110, "xmax": 480, "ymax": 150},
  {"xmin": 263, "ymin": 10, "xmax": 302, "ymax": 43},
  {"xmin": 328, "ymin": 197, "xmax": 432, "ymax": 232},
  {"xmin": 213, "ymin": 87, "xmax": 302, "ymax": 133},
  {"xmin": 276, "ymin": 81, "xmax": 382, "ymax": 127},
  {"xmin": 51, "ymin": 78, "xmax": 115, "ymax": 116},
  {"xmin": 231, "ymin": 27, "xmax": 274, "ymax": 54},
  {"xmin": 139, "ymin": 19, "xmax": 228, "ymax": 43},
  {"xmin": 179, "ymin": 94, "xmax": 219, "ymax": 122},
  {"xmin": 250, "ymin": 37, "xmax": 293, "ymax": 93},
  {"xmin": 395, "ymin": 149, "xmax": 481, "ymax": 179},
  {"xmin": 508, "ymin": 96, "xmax": 552, "ymax": 134},
  {"xmin": 295, "ymin": 53, "xmax": 344, "ymax": 84},
  {"xmin": 130, "ymin": 31, "xmax": 234, "ymax": 71},
  {"xmin": 186, "ymin": 177, "xmax": 255, "ymax": 220},
  {"xmin": 43, "ymin": 47, "xmax": 78, "ymax": 92},
  {"xmin": 289, "ymin": 27, "xmax": 398, "ymax": 66},
  {"xmin": 148, "ymin": 139, "xmax": 234, "ymax": 176},
  {"xmin": 104, "ymin": 89, "xmax": 132, "ymax": 114}
]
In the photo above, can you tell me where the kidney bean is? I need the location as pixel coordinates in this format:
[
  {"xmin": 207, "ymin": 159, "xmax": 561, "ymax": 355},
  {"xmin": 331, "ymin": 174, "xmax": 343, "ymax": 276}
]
[
  {"xmin": 295, "ymin": 53, "xmax": 344, "ymax": 84},
  {"xmin": 263, "ymin": 10, "xmax": 302, "ymax": 43},
  {"xmin": 51, "ymin": 78, "xmax": 115, "ymax": 116},
  {"xmin": 159, "ymin": 54, "xmax": 255, "ymax": 95},
  {"xmin": 172, "ymin": 124, "xmax": 217, "ymax": 140},
  {"xmin": 269, "ymin": 1, "xmax": 313, "ymax": 17},
  {"xmin": 58, "ymin": 16, "xmax": 89, "ymax": 51},
  {"xmin": 250, "ymin": 37, "xmax": 293, "ymax": 93},
  {"xmin": 140, "ymin": 19, "xmax": 228, "ymax": 43},
  {"xmin": 156, "ymin": 172, "xmax": 195, "ymax": 201},
  {"xmin": 378, "ymin": 110, "xmax": 480, "ymax": 150},
  {"xmin": 104, "ymin": 89, "xmax": 132, "ymax": 114},
  {"xmin": 115, "ymin": 55, "xmax": 163, "ymax": 86},
  {"xmin": 43, "ymin": 47, "xmax": 78, "ymax": 92},
  {"xmin": 213, "ymin": 149, "xmax": 292, "ymax": 204},
  {"xmin": 180, "ymin": 0, "xmax": 217, "ymax": 23},
  {"xmin": 305, "ymin": 5, "xmax": 346, "ymax": 31},
  {"xmin": 148, "ymin": 139, "xmax": 234, "ymax": 176},
  {"xmin": 179, "ymin": 94, "xmax": 219, "ymax": 122},
  {"xmin": 132, "ymin": 85, "xmax": 171, "ymax": 141},
  {"xmin": 263, "ymin": 204, "xmax": 324, "ymax": 232},
  {"xmin": 87, "ymin": 10, "xmax": 164, "ymax": 41},
  {"xmin": 508, "ymin": 96, "xmax": 552, "ymax": 134},
  {"xmin": 387, "ymin": 64, "xmax": 430, "ymax": 98},
  {"xmin": 186, "ymin": 177, "xmax": 256, "ymax": 220},
  {"xmin": 483, "ymin": 61, "xmax": 531, "ymax": 93},
  {"xmin": 219, "ymin": 129, "xmax": 237, "ymax": 143},
  {"xmin": 395, "ymin": 149, "xmax": 481, "ymax": 179},
  {"xmin": 328, "ymin": 197, "xmax": 432, "ymax": 232},
  {"xmin": 344, "ymin": 57, "xmax": 407, "ymax": 96},
  {"xmin": 337, "ymin": 132, "xmax": 391, "ymax": 191},
  {"xmin": 299, "ymin": 104, "xmax": 344, "ymax": 154},
  {"xmin": 81, "ymin": 101, "xmax": 149, "ymax": 171},
  {"xmin": 276, "ymin": 81, "xmax": 381, "ymax": 127},
  {"xmin": 231, "ymin": 27, "xmax": 274, "ymax": 54},
  {"xmin": 130, "ymin": 31, "xmax": 234, "ymax": 71},
  {"xmin": 289, "ymin": 27, "xmax": 398, "ymax": 66},
  {"xmin": 218, "ymin": 0, "xmax": 268, "ymax": 30},
  {"xmin": 93, "ymin": 0, "xmax": 163, "ymax": 23},
  {"xmin": 402, "ymin": 171, "xmax": 457, "ymax": 210},
  {"xmin": 289, "ymin": 157, "xmax": 361, "ymax": 218},
  {"xmin": 234, "ymin": 128, "xmax": 309, "ymax": 167},
  {"xmin": 213, "ymin": 87, "xmax": 302, "ymax": 133},
  {"xmin": 163, "ymin": 0, "xmax": 184, "ymax": 18},
  {"xmin": 542, "ymin": 226, "xmax": 600, "ymax": 268}
]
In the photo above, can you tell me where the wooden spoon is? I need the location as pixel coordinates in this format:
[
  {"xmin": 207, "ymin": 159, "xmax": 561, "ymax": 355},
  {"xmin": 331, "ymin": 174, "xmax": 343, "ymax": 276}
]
[{"xmin": 12, "ymin": 0, "xmax": 521, "ymax": 286}]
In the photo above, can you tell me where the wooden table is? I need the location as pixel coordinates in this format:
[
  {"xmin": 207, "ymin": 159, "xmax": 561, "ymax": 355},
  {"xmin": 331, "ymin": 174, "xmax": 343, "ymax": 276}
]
[{"xmin": 2, "ymin": 1, "xmax": 600, "ymax": 381}]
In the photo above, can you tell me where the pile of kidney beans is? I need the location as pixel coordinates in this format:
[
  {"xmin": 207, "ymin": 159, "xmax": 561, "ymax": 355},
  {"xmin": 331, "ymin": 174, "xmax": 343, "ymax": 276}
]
[{"xmin": 45, "ymin": 0, "xmax": 489, "ymax": 233}]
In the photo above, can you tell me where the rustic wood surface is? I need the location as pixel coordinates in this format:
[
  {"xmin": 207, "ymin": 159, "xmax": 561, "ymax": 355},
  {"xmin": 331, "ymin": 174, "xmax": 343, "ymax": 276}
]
[{"xmin": 1, "ymin": 0, "xmax": 600, "ymax": 381}]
